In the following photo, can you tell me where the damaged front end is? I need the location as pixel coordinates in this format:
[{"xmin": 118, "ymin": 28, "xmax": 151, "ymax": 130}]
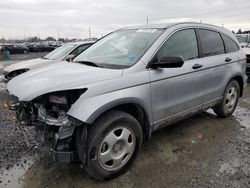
[{"xmin": 8, "ymin": 89, "xmax": 87, "ymax": 163}]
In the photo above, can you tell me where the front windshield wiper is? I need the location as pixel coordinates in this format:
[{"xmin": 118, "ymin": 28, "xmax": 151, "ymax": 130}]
[
  {"xmin": 41, "ymin": 56, "xmax": 49, "ymax": 60},
  {"xmin": 74, "ymin": 61, "xmax": 101, "ymax": 67}
]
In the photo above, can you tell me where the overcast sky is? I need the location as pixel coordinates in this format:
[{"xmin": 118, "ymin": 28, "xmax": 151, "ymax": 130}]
[{"xmin": 1, "ymin": 0, "xmax": 250, "ymax": 39}]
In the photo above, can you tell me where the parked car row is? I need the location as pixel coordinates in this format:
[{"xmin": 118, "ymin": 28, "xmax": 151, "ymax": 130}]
[
  {"xmin": 4, "ymin": 22, "xmax": 248, "ymax": 180},
  {"xmin": 23, "ymin": 41, "xmax": 63, "ymax": 52},
  {"xmin": 0, "ymin": 44, "xmax": 30, "ymax": 54},
  {"xmin": 0, "ymin": 41, "xmax": 63, "ymax": 55}
]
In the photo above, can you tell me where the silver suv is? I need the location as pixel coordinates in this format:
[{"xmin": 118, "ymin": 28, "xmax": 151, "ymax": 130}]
[{"xmin": 6, "ymin": 22, "xmax": 247, "ymax": 180}]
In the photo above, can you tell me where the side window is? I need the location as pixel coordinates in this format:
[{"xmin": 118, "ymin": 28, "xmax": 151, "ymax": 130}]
[
  {"xmin": 157, "ymin": 29, "xmax": 198, "ymax": 62},
  {"xmin": 70, "ymin": 44, "xmax": 90, "ymax": 56},
  {"xmin": 221, "ymin": 34, "xmax": 239, "ymax": 53},
  {"xmin": 199, "ymin": 29, "xmax": 225, "ymax": 57}
]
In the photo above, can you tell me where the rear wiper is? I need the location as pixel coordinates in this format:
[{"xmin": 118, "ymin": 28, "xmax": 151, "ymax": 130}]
[{"xmin": 74, "ymin": 61, "xmax": 101, "ymax": 67}]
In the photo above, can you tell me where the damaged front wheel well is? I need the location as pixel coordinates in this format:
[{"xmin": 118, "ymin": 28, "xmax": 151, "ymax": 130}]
[{"xmin": 94, "ymin": 103, "xmax": 151, "ymax": 141}]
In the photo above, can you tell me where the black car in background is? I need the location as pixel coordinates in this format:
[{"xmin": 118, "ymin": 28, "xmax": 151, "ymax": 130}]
[
  {"xmin": 25, "ymin": 41, "xmax": 62, "ymax": 52},
  {"xmin": 33, "ymin": 43, "xmax": 56, "ymax": 52},
  {"xmin": 0, "ymin": 44, "xmax": 30, "ymax": 54}
]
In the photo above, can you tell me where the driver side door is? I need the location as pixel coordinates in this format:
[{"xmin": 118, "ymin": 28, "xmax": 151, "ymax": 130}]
[{"xmin": 149, "ymin": 28, "xmax": 206, "ymax": 129}]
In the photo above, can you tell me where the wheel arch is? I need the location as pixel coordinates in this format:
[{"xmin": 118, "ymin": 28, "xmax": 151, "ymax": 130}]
[
  {"xmin": 231, "ymin": 75, "xmax": 244, "ymax": 97},
  {"xmin": 86, "ymin": 100, "xmax": 152, "ymax": 141}
]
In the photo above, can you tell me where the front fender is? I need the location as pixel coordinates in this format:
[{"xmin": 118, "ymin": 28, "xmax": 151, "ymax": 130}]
[{"xmin": 67, "ymin": 83, "xmax": 152, "ymax": 125}]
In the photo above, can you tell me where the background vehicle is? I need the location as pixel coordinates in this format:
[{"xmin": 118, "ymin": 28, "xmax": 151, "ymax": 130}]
[
  {"xmin": 6, "ymin": 22, "xmax": 247, "ymax": 180},
  {"xmin": 236, "ymin": 34, "xmax": 250, "ymax": 79},
  {"xmin": 236, "ymin": 34, "xmax": 250, "ymax": 48},
  {"xmin": 0, "ymin": 44, "xmax": 29, "ymax": 54},
  {"xmin": 3, "ymin": 41, "xmax": 95, "ymax": 82},
  {"xmin": 242, "ymin": 46, "xmax": 250, "ymax": 79}
]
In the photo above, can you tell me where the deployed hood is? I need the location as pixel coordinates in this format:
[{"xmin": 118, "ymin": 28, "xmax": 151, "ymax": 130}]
[
  {"xmin": 7, "ymin": 61, "xmax": 123, "ymax": 101},
  {"xmin": 4, "ymin": 58, "xmax": 58, "ymax": 73}
]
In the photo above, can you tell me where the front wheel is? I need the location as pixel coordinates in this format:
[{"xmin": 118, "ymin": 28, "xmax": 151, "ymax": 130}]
[
  {"xmin": 213, "ymin": 80, "xmax": 240, "ymax": 117},
  {"xmin": 79, "ymin": 110, "xmax": 143, "ymax": 180}
]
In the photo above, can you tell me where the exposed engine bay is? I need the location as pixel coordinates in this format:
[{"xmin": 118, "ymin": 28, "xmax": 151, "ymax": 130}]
[{"xmin": 8, "ymin": 89, "xmax": 87, "ymax": 163}]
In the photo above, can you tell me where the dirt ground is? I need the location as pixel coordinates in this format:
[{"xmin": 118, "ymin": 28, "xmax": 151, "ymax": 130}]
[{"xmin": 0, "ymin": 55, "xmax": 250, "ymax": 188}]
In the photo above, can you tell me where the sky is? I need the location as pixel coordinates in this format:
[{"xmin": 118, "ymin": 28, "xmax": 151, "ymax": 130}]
[{"xmin": 1, "ymin": 0, "xmax": 250, "ymax": 40}]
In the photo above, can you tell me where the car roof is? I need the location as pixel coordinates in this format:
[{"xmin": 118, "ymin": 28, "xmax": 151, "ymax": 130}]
[
  {"xmin": 121, "ymin": 22, "xmax": 224, "ymax": 30},
  {"xmin": 119, "ymin": 22, "xmax": 234, "ymax": 39}
]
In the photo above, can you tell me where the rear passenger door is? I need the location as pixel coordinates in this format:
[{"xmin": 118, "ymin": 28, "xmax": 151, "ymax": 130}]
[{"xmin": 197, "ymin": 29, "xmax": 240, "ymax": 106}]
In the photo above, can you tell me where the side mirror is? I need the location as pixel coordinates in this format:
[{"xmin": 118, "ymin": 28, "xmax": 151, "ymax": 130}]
[
  {"xmin": 65, "ymin": 54, "xmax": 75, "ymax": 62},
  {"xmin": 152, "ymin": 56, "xmax": 184, "ymax": 68}
]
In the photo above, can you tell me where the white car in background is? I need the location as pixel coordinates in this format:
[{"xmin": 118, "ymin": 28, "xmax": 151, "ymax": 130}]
[
  {"xmin": 236, "ymin": 34, "xmax": 250, "ymax": 48},
  {"xmin": 236, "ymin": 34, "xmax": 250, "ymax": 79},
  {"xmin": 3, "ymin": 41, "xmax": 95, "ymax": 82},
  {"xmin": 242, "ymin": 46, "xmax": 250, "ymax": 79}
]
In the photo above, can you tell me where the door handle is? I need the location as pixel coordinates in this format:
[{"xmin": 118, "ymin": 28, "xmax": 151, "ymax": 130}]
[
  {"xmin": 225, "ymin": 57, "xmax": 232, "ymax": 62},
  {"xmin": 192, "ymin": 64, "xmax": 203, "ymax": 69}
]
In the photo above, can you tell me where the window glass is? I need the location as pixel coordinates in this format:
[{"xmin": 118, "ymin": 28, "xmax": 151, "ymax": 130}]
[
  {"xmin": 44, "ymin": 44, "xmax": 75, "ymax": 60},
  {"xmin": 236, "ymin": 35, "xmax": 248, "ymax": 43},
  {"xmin": 199, "ymin": 29, "xmax": 225, "ymax": 57},
  {"xmin": 221, "ymin": 34, "xmax": 239, "ymax": 53},
  {"xmin": 157, "ymin": 29, "xmax": 198, "ymax": 62},
  {"xmin": 70, "ymin": 44, "xmax": 91, "ymax": 56},
  {"xmin": 74, "ymin": 29, "xmax": 164, "ymax": 68}
]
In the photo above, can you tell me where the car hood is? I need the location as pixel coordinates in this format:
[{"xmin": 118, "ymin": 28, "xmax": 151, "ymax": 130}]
[
  {"xmin": 7, "ymin": 61, "xmax": 123, "ymax": 101},
  {"xmin": 4, "ymin": 58, "xmax": 57, "ymax": 73}
]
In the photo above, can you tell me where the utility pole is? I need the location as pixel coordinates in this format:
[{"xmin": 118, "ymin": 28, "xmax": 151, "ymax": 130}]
[
  {"xmin": 146, "ymin": 16, "xmax": 149, "ymax": 25},
  {"xmin": 89, "ymin": 27, "xmax": 91, "ymax": 39},
  {"xmin": 57, "ymin": 29, "xmax": 60, "ymax": 40}
]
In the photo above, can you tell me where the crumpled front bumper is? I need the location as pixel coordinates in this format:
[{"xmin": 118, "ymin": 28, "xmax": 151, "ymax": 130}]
[{"xmin": 5, "ymin": 101, "xmax": 83, "ymax": 163}]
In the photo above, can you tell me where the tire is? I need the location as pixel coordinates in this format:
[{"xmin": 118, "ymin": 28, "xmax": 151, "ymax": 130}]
[
  {"xmin": 78, "ymin": 110, "xmax": 143, "ymax": 180},
  {"xmin": 213, "ymin": 80, "xmax": 240, "ymax": 118}
]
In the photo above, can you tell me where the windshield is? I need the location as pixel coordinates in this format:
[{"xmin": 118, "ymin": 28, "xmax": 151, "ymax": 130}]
[
  {"xmin": 74, "ymin": 29, "xmax": 164, "ymax": 68},
  {"xmin": 236, "ymin": 35, "xmax": 248, "ymax": 43},
  {"xmin": 43, "ymin": 44, "xmax": 75, "ymax": 60}
]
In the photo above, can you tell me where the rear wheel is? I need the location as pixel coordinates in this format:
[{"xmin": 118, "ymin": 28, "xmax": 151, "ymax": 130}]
[
  {"xmin": 213, "ymin": 80, "xmax": 240, "ymax": 117},
  {"xmin": 78, "ymin": 110, "xmax": 143, "ymax": 180}
]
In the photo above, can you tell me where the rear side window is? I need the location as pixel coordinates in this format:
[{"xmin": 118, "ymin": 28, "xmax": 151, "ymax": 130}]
[
  {"xmin": 157, "ymin": 29, "xmax": 198, "ymax": 61},
  {"xmin": 199, "ymin": 29, "xmax": 225, "ymax": 57},
  {"xmin": 221, "ymin": 34, "xmax": 239, "ymax": 53}
]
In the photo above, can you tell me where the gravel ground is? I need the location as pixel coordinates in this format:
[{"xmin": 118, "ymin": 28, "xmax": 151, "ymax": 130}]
[{"xmin": 0, "ymin": 54, "xmax": 249, "ymax": 188}]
